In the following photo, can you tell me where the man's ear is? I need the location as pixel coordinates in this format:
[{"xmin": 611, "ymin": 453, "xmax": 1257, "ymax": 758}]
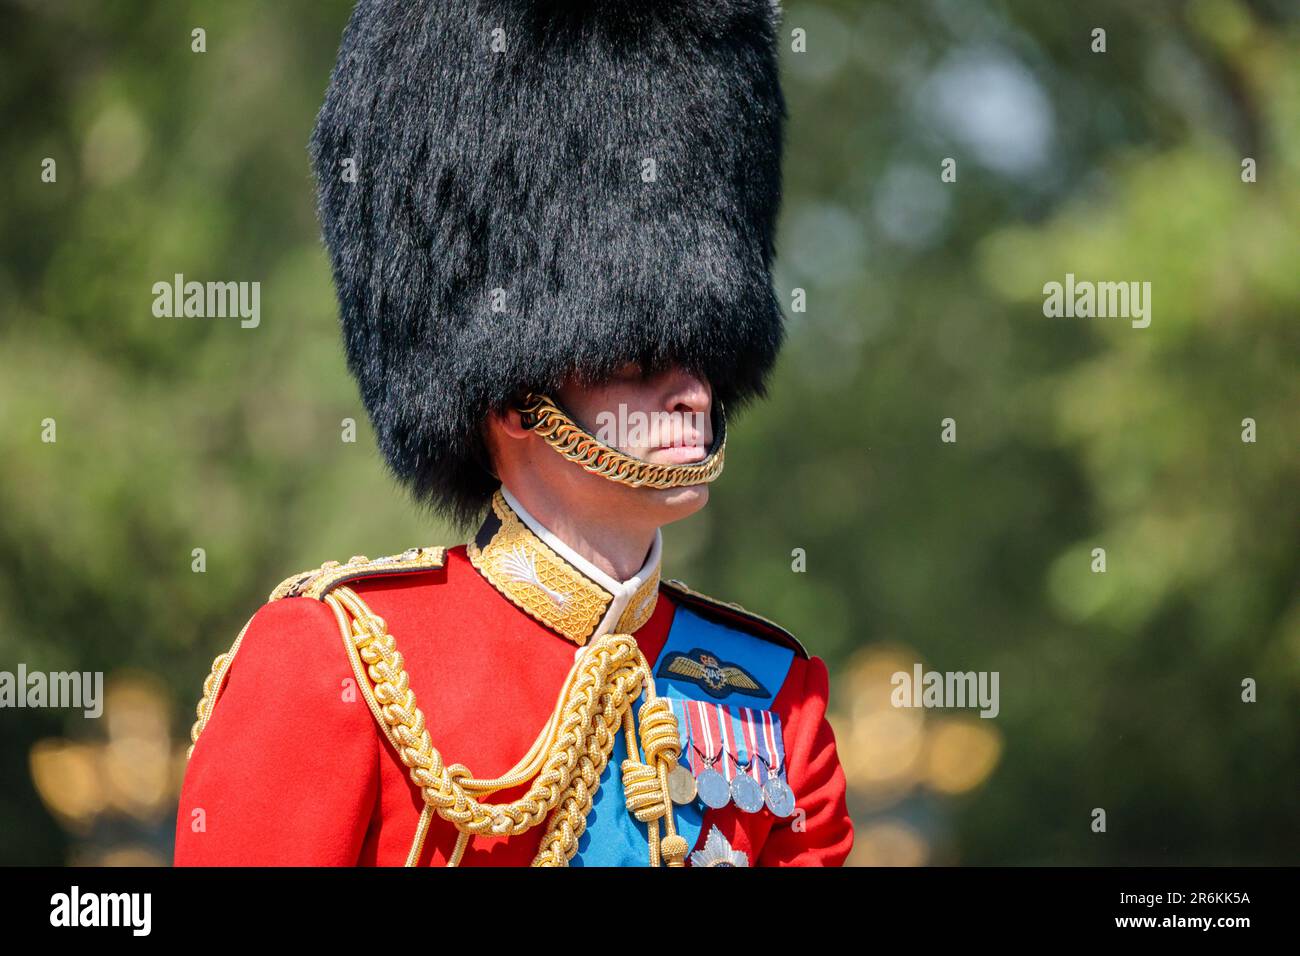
[{"xmin": 490, "ymin": 404, "xmax": 531, "ymax": 440}]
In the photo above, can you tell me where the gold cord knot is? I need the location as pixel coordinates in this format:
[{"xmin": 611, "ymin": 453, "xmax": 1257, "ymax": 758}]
[
  {"xmin": 637, "ymin": 697, "xmax": 682, "ymax": 765},
  {"xmin": 621, "ymin": 759, "xmax": 669, "ymax": 822}
]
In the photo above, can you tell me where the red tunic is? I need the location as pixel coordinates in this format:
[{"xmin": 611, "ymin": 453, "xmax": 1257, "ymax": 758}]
[{"xmin": 175, "ymin": 541, "xmax": 852, "ymax": 866}]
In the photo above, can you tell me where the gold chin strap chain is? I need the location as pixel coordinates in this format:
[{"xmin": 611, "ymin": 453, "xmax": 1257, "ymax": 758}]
[
  {"xmin": 324, "ymin": 585, "xmax": 689, "ymax": 867},
  {"xmin": 517, "ymin": 393, "xmax": 726, "ymax": 490}
]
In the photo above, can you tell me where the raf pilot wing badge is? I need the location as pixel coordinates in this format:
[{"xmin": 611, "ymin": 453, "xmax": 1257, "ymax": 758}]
[{"xmin": 657, "ymin": 647, "xmax": 770, "ymax": 699}]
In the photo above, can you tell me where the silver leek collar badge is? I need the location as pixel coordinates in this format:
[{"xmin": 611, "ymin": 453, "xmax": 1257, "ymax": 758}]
[{"xmin": 468, "ymin": 490, "xmax": 662, "ymax": 646}]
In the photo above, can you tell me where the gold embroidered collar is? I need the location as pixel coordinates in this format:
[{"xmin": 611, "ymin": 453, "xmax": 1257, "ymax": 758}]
[{"xmin": 467, "ymin": 488, "xmax": 662, "ymax": 646}]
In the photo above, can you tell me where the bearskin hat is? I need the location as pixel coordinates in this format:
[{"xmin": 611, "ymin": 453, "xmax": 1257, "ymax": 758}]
[{"xmin": 309, "ymin": 0, "xmax": 787, "ymax": 524}]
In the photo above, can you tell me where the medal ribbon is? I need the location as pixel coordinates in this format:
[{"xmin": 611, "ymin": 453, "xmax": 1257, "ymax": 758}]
[
  {"xmin": 759, "ymin": 707, "xmax": 788, "ymax": 781},
  {"xmin": 692, "ymin": 699, "xmax": 718, "ymax": 774},
  {"xmin": 728, "ymin": 705, "xmax": 752, "ymax": 781},
  {"xmin": 736, "ymin": 706, "xmax": 764, "ymax": 783},
  {"xmin": 667, "ymin": 698, "xmax": 695, "ymax": 774},
  {"xmin": 712, "ymin": 703, "xmax": 736, "ymax": 781}
]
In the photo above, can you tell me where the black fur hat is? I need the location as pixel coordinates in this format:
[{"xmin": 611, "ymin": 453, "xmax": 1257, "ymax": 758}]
[{"xmin": 309, "ymin": 0, "xmax": 787, "ymax": 524}]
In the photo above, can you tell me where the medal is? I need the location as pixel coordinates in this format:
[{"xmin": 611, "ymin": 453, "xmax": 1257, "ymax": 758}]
[
  {"xmin": 689, "ymin": 825, "xmax": 749, "ymax": 868},
  {"xmin": 668, "ymin": 764, "xmax": 698, "ymax": 805},
  {"xmin": 665, "ymin": 698, "xmax": 701, "ymax": 805},
  {"xmin": 726, "ymin": 703, "xmax": 778, "ymax": 814},
  {"xmin": 750, "ymin": 706, "xmax": 795, "ymax": 817},
  {"xmin": 689, "ymin": 699, "xmax": 732, "ymax": 808},
  {"xmin": 762, "ymin": 776, "xmax": 795, "ymax": 818},
  {"xmin": 730, "ymin": 771, "xmax": 764, "ymax": 813},
  {"xmin": 696, "ymin": 768, "xmax": 731, "ymax": 809}
]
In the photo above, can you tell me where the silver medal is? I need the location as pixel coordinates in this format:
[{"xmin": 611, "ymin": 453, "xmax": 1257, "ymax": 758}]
[
  {"xmin": 667, "ymin": 764, "xmax": 698, "ymax": 805},
  {"xmin": 762, "ymin": 776, "xmax": 796, "ymax": 818},
  {"xmin": 730, "ymin": 772, "xmax": 765, "ymax": 814},
  {"xmin": 695, "ymin": 768, "xmax": 731, "ymax": 809}
]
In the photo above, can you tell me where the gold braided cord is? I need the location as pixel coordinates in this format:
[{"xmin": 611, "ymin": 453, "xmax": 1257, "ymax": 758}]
[
  {"xmin": 323, "ymin": 585, "xmax": 689, "ymax": 867},
  {"xmin": 186, "ymin": 615, "xmax": 255, "ymax": 760},
  {"xmin": 518, "ymin": 393, "xmax": 725, "ymax": 490}
]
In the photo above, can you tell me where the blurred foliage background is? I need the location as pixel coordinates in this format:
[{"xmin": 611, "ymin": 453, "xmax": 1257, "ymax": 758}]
[{"xmin": 1, "ymin": 0, "xmax": 1296, "ymax": 865}]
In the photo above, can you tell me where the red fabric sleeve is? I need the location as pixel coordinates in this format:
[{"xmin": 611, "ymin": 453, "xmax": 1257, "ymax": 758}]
[
  {"xmin": 174, "ymin": 597, "xmax": 380, "ymax": 865},
  {"xmin": 758, "ymin": 654, "xmax": 854, "ymax": 867}
]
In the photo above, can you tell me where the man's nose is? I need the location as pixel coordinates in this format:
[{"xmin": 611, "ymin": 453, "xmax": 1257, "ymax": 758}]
[{"xmin": 660, "ymin": 369, "xmax": 712, "ymax": 416}]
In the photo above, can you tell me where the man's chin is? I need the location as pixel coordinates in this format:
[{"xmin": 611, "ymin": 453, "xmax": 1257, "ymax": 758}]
[
  {"xmin": 635, "ymin": 483, "xmax": 710, "ymax": 523},
  {"xmin": 565, "ymin": 454, "xmax": 712, "ymax": 525}
]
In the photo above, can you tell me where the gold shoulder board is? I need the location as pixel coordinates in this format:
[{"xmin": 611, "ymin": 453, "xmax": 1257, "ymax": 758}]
[{"xmin": 269, "ymin": 546, "xmax": 447, "ymax": 601}]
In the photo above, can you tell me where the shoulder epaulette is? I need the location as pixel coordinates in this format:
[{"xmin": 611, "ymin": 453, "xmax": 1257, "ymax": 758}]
[
  {"xmin": 269, "ymin": 547, "xmax": 447, "ymax": 602},
  {"xmin": 661, "ymin": 578, "xmax": 809, "ymax": 659}
]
